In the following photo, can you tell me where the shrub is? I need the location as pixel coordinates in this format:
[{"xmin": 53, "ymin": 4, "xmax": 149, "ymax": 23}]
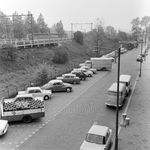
[
  {"xmin": 52, "ymin": 49, "xmax": 68, "ymax": 64},
  {"xmin": 74, "ymin": 31, "xmax": 84, "ymax": 45},
  {"xmin": 33, "ymin": 63, "xmax": 50, "ymax": 85},
  {"xmin": 0, "ymin": 43, "xmax": 16, "ymax": 61}
]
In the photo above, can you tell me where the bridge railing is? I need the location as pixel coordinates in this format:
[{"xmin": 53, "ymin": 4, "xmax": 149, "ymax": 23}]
[{"xmin": 0, "ymin": 38, "xmax": 71, "ymax": 48}]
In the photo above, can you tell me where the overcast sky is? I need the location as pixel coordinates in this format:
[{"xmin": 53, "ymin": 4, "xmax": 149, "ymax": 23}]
[{"xmin": 0, "ymin": 0, "xmax": 150, "ymax": 32}]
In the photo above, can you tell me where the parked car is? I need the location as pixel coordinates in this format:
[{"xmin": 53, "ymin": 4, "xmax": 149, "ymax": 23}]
[
  {"xmin": 0, "ymin": 120, "xmax": 9, "ymax": 136},
  {"xmin": 80, "ymin": 65, "xmax": 97, "ymax": 74},
  {"xmin": 18, "ymin": 87, "xmax": 52, "ymax": 100},
  {"xmin": 56, "ymin": 73, "xmax": 81, "ymax": 84},
  {"xmin": 41, "ymin": 80, "xmax": 72, "ymax": 92},
  {"xmin": 119, "ymin": 74, "xmax": 132, "ymax": 96},
  {"xmin": 71, "ymin": 70, "xmax": 87, "ymax": 80},
  {"xmin": 73, "ymin": 68, "xmax": 93, "ymax": 77},
  {"xmin": 80, "ymin": 123, "xmax": 113, "ymax": 150}
]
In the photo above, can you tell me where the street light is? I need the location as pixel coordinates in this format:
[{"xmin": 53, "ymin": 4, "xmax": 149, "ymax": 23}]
[
  {"xmin": 114, "ymin": 44, "xmax": 121, "ymax": 150},
  {"xmin": 138, "ymin": 39, "xmax": 143, "ymax": 77}
]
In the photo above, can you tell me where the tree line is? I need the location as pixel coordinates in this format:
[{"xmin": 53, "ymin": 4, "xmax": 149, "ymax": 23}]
[{"xmin": 0, "ymin": 10, "xmax": 65, "ymax": 39}]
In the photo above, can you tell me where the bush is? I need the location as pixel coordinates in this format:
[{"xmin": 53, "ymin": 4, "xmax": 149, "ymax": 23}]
[
  {"xmin": 52, "ymin": 49, "xmax": 68, "ymax": 64},
  {"xmin": 0, "ymin": 43, "xmax": 16, "ymax": 61},
  {"xmin": 74, "ymin": 31, "xmax": 84, "ymax": 45},
  {"xmin": 33, "ymin": 63, "xmax": 50, "ymax": 85}
]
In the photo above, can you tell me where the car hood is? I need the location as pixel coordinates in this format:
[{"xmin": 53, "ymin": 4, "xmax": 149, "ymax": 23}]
[
  {"xmin": 56, "ymin": 77, "xmax": 63, "ymax": 79},
  {"xmin": 18, "ymin": 91, "xmax": 25, "ymax": 94},
  {"xmin": 63, "ymin": 83, "xmax": 72, "ymax": 87},
  {"xmin": 80, "ymin": 141, "xmax": 105, "ymax": 150},
  {"xmin": 0, "ymin": 120, "xmax": 8, "ymax": 131}
]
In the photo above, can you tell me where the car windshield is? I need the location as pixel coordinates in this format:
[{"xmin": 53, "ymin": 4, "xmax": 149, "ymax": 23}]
[
  {"xmin": 85, "ymin": 133, "xmax": 104, "ymax": 145},
  {"xmin": 108, "ymin": 91, "xmax": 121, "ymax": 96}
]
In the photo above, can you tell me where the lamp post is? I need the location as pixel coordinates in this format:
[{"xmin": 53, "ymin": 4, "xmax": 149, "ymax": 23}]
[
  {"xmin": 139, "ymin": 39, "xmax": 143, "ymax": 77},
  {"xmin": 114, "ymin": 44, "xmax": 121, "ymax": 150}
]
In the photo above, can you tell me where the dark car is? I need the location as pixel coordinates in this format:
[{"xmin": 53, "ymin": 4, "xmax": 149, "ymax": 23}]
[
  {"xmin": 71, "ymin": 70, "xmax": 87, "ymax": 80},
  {"xmin": 41, "ymin": 80, "xmax": 72, "ymax": 92},
  {"xmin": 56, "ymin": 73, "xmax": 81, "ymax": 84}
]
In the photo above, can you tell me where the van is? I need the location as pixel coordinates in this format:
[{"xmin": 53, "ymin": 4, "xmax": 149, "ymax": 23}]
[
  {"xmin": 90, "ymin": 58, "xmax": 112, "ymax": 71},
  {"xmin": 119, "ymin": 74, "xmax": 132, "ymax": 96},
  {"xmin": 105, "ymin": 83, "xmax": 126, "ymax": 107}
]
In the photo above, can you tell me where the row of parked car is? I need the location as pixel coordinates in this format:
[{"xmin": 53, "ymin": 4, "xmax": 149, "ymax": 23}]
[{"xmin": 41, "ymin": 65, "xmax": 97, "ymax": 93}]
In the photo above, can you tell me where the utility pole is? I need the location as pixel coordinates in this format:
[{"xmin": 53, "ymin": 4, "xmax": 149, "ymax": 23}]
[
  {"xmin": 139, "ymin": 39, "xmax": 143, "ymax": 77},
  {"xmin": 30, "ymin": 13, "xmax": 34, "ymax": 44},
  {"xmin": 115, "ymin": 46, "xmax": 121, "ymax": 150}
]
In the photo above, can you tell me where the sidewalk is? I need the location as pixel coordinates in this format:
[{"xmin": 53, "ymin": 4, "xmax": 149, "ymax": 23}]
[{"xmin": 118, "ymin": 49, "xmax": 150, "ymax": 150}]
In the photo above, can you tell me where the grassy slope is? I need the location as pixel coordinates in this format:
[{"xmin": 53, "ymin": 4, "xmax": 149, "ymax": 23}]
[
  {"xmin": 0, "ymin": 38, "xmax": 118, "ymax": 98},
  {"xmin": 0, "ymin": 41, "xmax": 95, "ymax": 98}
]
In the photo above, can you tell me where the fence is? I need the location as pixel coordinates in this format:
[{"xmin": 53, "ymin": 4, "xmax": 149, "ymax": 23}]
[{"xmin": 0, "ymin": 38, "xmax": 71, "ymax": 48}]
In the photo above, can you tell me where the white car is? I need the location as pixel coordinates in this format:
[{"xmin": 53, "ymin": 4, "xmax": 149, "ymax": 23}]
[
  {"xmin": 80, "ymin": 66, "xmax": 97, "ymax": 74},
  {"xmin": 18, "ymin": 87, "xmax": 52, "ymax": 100},
  {"xmin": 73, "ymin": 68, "xmax": 93, "ymax": 77},
  {"xmin": 0, "ymin": 120, "xmax": 9, "ymax": 136},
  {"xmin": 80, "ymin": 124, "xmax": 113, "ymax": 150}
]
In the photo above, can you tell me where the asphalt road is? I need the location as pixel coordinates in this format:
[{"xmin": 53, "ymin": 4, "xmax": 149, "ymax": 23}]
[{"xmin": 0, "ymin": 47, "xmax": 140, "ymax": 150}]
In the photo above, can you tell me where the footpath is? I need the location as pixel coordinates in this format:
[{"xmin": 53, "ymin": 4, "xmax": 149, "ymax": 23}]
[{"xmin": 118, "ymin": 48, "xmax": 150, "ymax": 150}]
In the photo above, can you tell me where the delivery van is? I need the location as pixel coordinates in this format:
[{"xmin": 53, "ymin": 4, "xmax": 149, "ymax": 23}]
[
  {"xmin": 90, "ymin": 58, "xmax": 112, "ymax": 71},
  {"xmin": 119, "ymin": 74, "xmax": 132, "ymax": 96},
  {"xmin": 105, "ymin": 82, "xmax": 126, "ymax": 107}
]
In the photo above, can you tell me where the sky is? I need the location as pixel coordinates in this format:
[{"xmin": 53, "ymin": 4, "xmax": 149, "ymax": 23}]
[{"xmin": 0, "ymin": 0, "xmax": 150, "ymax": 32}]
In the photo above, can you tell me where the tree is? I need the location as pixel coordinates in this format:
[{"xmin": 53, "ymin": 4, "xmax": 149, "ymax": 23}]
[
  {"xmin": 53, "ymin": 20, "xmax": 65, "ymax": 37},
  {"xmin": 0, "ymin": 10, "xmax": 13, "ymax": 39},
  {"xmin": 92, "ymin": 18, "xmax": 107, "ymax": 56},
  {"xmin": 13, "ymin": 11, "xmax": 25, "ymax": 39},
  {"xmin": 74, "ymin": 31, "xmax": 84, "ymax": 45},
  {"xmin": 105, "ymin": 26, "xmax": 117, "ymax": 38},
  {"xmin": 37, "ymin": 13, "xmax": 49, "ymax": 33},
  {"xmin": 131, "ymin": 17, "xmax": 142, "ymax": 39},
  {"xmin": 117, "ymin": 30, "xmax": 128, "ymax": 41}
]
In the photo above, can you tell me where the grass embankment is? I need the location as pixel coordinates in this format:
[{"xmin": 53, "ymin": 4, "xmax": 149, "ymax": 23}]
[
  {"xmin": 0, "ymin": 41, "xmax": 95, "ymax": 98},
  {"xmin": 0, "ymin": 38, "xmax": 118, "ymax": 99}
]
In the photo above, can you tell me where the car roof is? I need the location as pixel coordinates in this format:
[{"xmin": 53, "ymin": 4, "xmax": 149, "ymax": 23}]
[
  {"xmin": 27, "ymin": 87, "xmax": 41, "ymax": 90},
  {"xmin": 120, "ymin": 74, "xmax": 131, "ymax": 83},
  {"xmin": 108, "ymin": 82, "xmax": 126, "ymax": 92},
  {"xmin": 49, "ymin": 79, "xmax": 63, "ymax": 83},
  {"xmin": 88, "ymin": 125, "xmax": 109, "ymax": 136},
  {"xmin": 62, "ymin": 73, "xmax": 75, "ymax": 76},
  {"xmin": 16, "ymin": 94, "xmax": 33, "ymax": 97}
]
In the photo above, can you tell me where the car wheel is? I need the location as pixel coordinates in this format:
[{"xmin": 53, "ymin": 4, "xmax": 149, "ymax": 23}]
[
  {"xmin": 88, "ymin": 74, "xmax": 92, "ymax": 77},
  {"xmin": 22, "ymin": 115, "xmax": 32, "ymax": 123},
  {"xmin": 66, "ymin": 88, "xmax": 71, "ymax": 92},
  {"xmin": 102, "ymin": 67, "xmax": 106, "ymax": 71},
  {"xmin": 44, "ymin": 95, "xmax": 50, "ymax": 100},
  {"xmin": 73, "ymin": 80, "xmax": 77, "ymax": 84}
]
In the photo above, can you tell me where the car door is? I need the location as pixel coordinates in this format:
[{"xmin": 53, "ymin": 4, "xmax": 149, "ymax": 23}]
[
  {"xmin": 63, "ymin": 75, "xmax": 70, "ymax": 83},
  {"xmin": 34, "ymin": 89, "xmax": 43, "ymax": 97},
  {"xmin": 52, "ymin": 82, "xmax": 59, "ymax": 91}
]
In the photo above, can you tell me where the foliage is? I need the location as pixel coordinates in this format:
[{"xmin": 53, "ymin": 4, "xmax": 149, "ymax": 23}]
[
  {"xmin": 52, "ymin": 48, "xmax": 68, "ymax": 64},
  {"xmin": 117, "ymin": 30, "xmax": 128, "ymax": 41},
  {"xmin": 34, "ymin": 63, "xmax": 50, "ymax": 85},
  {"xmin": 52, "ymin": 20, "xmax": 65, "ymax": 37},
  {"xmin": 0, "ymin": 43, "xmax": 16, "ymax": 61},
  {"xmin": 131, "ymin": 16, "xmax": 150, "ymax": 40},
  {"xmin": 73, "ymin": 31, "xmax": 84, "ymax": 45},
  {"xmin": 37, "ymin": 13, "xmax": 49, "ymax": 33},
  {"xmin": 105, "ymin": 26, "xmax": 117, "ymax": 38}
]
